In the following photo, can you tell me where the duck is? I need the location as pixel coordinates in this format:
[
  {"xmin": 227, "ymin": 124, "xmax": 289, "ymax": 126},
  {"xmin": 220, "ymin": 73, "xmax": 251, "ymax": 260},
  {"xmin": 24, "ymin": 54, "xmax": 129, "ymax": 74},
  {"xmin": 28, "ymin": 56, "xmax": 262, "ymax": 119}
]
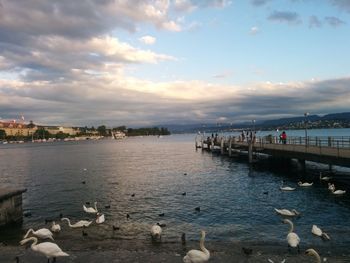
[
  {"xmin": 96, "ymin": 213, "xmax": 105, "ymax": 224},
  {"xmin": 305, "ymin": 248, "xmax": 322, "ymax": 263},
  {"xmin": 311, "ymin": 225, "xmax": 330, "ymax": 240},
  {"xmin": 328, "ymin": 183, "xmax": 335, "ymax": 191},
  {"xmin": 183, "ymin": 230, "xmax": 210, "ymax": 263},
  {"xmin": 23, "ymin": 228, "xmax": 54, "ymax": 241},
  {"xmin": 319, "ymin": 172, "xmax": 332, "ymax": 181},
  {"xmin": 298, "ymin": 181, "xmax": 313, "ymax": 187},
  {"xmin": 61, "ymin": 218, "xmax": 92, "ymax": 228},
  {"xmin": 19, "ymin": 236, "xmax": 69, "ymax": 262},
  {"xmin": 150, "ymin": 224, "xmax": 162, "ymax": 241},
  {"xmin": 283, "ymin": 219, "xmax": 300, "ymax": 252},
  {"xmin": 50, "ymin": 221, "xmax": 61, "ymax": 233},
  {"xmin": 83, "ymin": 202, "xmax": 98, "ymax": 214},
  {"xmin": 274, "ymin": 208, "xmax": 300, "ymax": 217}
]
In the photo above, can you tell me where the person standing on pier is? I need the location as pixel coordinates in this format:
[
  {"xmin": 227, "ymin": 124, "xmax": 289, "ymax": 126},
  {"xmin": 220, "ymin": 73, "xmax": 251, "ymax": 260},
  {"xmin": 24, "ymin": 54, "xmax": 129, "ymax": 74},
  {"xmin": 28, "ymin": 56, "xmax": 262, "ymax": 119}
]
[{"xmin": 281, "ymin": 131, "xmax": 287, "ymax": 144}]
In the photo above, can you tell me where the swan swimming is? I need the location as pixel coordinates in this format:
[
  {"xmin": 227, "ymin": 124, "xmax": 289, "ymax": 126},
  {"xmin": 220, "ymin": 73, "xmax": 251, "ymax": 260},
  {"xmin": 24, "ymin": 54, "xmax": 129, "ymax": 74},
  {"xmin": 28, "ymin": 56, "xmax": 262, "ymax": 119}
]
[
  {"xmin": 331, "ymin": 188, "xmax": 346, "ymax": 195},
  {"xmin": 283, "ymin": 219, "xmax": 300, "ymax": 252},
  {"xmin": 61, "ymin": 218, "xmax": 92, "ymax": 228},
  {"xmin": 23, "ymin": 228, "xmax": 54, "ymax": 240},
  {"xmin": 319, "ymin": 172, "xmax": 332, "ymax": 181},
  {"xmin": 280, "ymin": 181, "xmax": 296, "ymax": 191},
  {"xmin": 298, "ymin": 181, "xmax": 313, "ymax": 187},
  {"xmin": 311, "ymin": 225, "xmax": 330, "ymax": 240},
  {"xmin": 274, "ymin": 208, "xmax": 300, "ymax": 217},
  {"xmin": 96, "ymin": 213, "xmax": 105, "ymax": 224},
  {"xmin": 150, "ymin": 224, "xmax": 162, "ymax": 241},
  {"xmin": 20, "ymin": 236, "xmax": 69, "ymax": 262},
  {"xmin": 50, "ymin": 221, "xmax": 61, "ymax": 233},
  {"xmin": 305, "ymin": 248, "xmax": 322, "ymax": 263},
  {"xmin": 83, "ymin": 202, "xmax": 98, "ymax": 214},
  {"xmin": 183, "ymin": 230, "xmax": 210, "ymax": 263},
  {"xmin": 328, "ymin": 183, "xmax": 335, "ymax": 192}
]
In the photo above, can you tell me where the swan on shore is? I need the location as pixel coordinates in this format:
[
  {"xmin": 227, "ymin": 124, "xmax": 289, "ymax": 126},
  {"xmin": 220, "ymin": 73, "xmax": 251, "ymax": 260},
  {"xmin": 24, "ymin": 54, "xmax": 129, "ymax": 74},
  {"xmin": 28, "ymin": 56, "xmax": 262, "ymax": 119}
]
[
  {"xmin": 150, "ymin": 224, "xmax": 162, "ymax": 241},
  {"xmin": 298, "ymin": 181, "xmax": 313, "ymax": 187},
  {"xmin": 183, "ymin": 230, "xmax": 210, "ymax": 263},
  {"xmin": 283, "ymin": 219, "xmax": 300, "ymax": 252},
  {"xmin": 305, "ymin": 248, "xmax": 322, "ymax": 263},
  {"xmin": 61, "ymin": 218, "xmax": 92, "ymax": 228},
  {"xmin": 96, "ymin": 213, "xmax": 105, "ymax": 224},
  {"xmin": 311, "ymin": 225, "xmax": 330, "ymax": 240},
  {"xmin": 83, "ymin": 202, "xmax": 98, "ymax": 214},
  {"xmin": 20, "ymin": 236, "xmax": 69, "ymax": 262},
  {"xmin": 274, "ymin": 208, "xmax": 300, "ymax": 217},
  {"xmin": 50, "ymin": 221, "xmax": 61, "ymax": 233},
  {"xmin": 23, "ymin": 228, "xmax": 54, "ymax": 240}
]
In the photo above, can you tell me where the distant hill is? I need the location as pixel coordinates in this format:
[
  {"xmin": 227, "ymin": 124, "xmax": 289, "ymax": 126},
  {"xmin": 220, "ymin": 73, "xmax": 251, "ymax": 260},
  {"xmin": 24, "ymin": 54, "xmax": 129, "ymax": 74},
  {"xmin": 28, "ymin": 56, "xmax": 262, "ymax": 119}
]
[{"xmin": 166, "ymin": 112, "xmax": 350, "ymax": 133}]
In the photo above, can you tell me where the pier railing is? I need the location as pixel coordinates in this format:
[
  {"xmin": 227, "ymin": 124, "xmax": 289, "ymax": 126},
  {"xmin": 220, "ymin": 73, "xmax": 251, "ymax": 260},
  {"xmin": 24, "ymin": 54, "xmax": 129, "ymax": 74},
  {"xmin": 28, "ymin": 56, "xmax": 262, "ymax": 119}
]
[{"xmin": 256, "ymin": 136, "xmax": 350, "ymax": 149}]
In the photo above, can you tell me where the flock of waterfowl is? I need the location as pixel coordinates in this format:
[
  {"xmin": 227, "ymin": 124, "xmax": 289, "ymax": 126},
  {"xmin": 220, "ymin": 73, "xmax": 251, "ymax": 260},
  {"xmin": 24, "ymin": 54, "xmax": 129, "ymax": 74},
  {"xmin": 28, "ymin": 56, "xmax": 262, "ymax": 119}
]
[{"xmin": 17, "ymin": 171, "xmax": 346, "ymax": 262}]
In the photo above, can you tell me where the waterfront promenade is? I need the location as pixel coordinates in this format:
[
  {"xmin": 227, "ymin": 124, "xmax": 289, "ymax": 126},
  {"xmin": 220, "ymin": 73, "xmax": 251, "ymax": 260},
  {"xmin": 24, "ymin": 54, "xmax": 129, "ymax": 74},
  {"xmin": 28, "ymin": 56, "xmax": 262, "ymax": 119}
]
[{"xmin": 198, "ymin": 135, "xmax": 350, "ymax": 168}]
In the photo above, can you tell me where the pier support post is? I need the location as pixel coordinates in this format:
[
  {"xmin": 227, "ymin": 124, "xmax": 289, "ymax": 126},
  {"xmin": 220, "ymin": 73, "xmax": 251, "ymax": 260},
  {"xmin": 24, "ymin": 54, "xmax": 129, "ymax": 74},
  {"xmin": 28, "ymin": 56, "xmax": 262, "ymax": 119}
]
[
  {"xmin": 329, "ymin": 164, "xmax": 333, "ymax": 172},
  {"xmin": 201, "ymin": 137, "xmax": 204, "ymax": 150},
  {"xmin": 228, "ymin": 137, "xmax": 232, "ymax": 157},
  {"xmin": 248, "ymin": 141, "xmax": 253, "ymax": 163},
  {"xmin": 220, "ymin": 138, "xmax": 224, "ymax": 155},
  {"xmin": 298, "ymin": 159, "xmax": 306, "ymax": 171}
]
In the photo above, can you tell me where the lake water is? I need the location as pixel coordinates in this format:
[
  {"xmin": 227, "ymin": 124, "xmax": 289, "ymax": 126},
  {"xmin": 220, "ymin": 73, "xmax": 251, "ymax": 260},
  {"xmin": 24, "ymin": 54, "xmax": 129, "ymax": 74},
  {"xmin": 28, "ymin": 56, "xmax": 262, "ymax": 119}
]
[{"xmin": 1, "ymin": 129, "xmax": 350, "ymax": 254}]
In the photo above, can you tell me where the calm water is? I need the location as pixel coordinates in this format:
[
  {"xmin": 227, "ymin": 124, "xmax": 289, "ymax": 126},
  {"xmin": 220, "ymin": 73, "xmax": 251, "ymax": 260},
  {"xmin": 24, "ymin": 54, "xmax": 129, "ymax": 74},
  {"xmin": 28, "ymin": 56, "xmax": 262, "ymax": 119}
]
[{"xmin": 1, "ymin": 130, "xmax": 350, "ymax": 252}]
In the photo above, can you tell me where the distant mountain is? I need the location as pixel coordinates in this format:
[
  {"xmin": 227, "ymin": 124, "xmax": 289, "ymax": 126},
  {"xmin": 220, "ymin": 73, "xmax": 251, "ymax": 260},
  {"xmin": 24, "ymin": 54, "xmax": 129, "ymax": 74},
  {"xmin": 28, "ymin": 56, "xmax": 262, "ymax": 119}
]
[{"xmin": 165, "ymin": 112, "xmax": 350, "ymax": 133}]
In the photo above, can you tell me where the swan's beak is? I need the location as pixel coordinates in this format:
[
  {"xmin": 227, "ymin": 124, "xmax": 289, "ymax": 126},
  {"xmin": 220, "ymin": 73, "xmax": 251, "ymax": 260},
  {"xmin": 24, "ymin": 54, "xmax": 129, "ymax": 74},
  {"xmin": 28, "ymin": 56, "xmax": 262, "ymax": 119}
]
[{"xmin": 19, "ymin": 239, "xmax": 27, "ymax": 246}]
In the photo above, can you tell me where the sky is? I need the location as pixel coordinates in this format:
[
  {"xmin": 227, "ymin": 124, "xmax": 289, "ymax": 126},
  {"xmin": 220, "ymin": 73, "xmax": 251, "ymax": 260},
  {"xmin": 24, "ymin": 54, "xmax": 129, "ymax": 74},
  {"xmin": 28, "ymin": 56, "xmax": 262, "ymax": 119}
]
[{"xmin": 0, "ymin": 0, "xmax": 350, "ymax": 127}]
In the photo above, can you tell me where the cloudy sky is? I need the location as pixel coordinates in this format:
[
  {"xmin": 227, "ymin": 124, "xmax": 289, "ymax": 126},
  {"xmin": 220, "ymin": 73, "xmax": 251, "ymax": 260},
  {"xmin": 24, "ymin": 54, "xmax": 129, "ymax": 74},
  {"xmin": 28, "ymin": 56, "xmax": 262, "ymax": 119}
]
[{"xmin": 1, "ymin": 0, "xmax": 350, "ymax": 127}]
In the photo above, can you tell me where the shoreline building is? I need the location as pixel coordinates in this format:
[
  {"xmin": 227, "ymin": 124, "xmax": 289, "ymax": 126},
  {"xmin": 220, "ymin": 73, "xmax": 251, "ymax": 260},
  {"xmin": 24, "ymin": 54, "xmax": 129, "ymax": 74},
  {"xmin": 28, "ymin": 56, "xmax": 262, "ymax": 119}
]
[{"xmin": 0, "ymin": 121, "xmax": 37, "ymax": 138}]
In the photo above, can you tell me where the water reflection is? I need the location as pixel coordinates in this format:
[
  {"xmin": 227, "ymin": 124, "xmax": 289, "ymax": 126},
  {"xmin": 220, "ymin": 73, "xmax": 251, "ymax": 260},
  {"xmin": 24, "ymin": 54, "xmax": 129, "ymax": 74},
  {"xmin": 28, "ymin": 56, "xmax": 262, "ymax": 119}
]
[{"xmin": 0, "ymin": 135, "xmax": 350, "ymax": 251}]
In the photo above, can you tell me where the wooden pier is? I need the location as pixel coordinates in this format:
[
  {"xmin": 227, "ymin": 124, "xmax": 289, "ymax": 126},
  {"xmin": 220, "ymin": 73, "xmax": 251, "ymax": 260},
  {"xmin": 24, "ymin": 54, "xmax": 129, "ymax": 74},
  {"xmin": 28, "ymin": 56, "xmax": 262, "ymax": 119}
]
[
  {"xmin": 0, "ymin": 188, "xmax": 27, "ymax": 226},
  {"xmin": 196, "ymin": 135, "xmax": 350, "ymax": 168}
]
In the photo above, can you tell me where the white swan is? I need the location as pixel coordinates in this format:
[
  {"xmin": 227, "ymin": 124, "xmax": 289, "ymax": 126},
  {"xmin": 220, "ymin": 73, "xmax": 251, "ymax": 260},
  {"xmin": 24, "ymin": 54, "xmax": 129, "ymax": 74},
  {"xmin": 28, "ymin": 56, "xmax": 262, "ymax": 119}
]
[
  {"xmin": 305, "ymin": 248, "xmax": 322, "ymax": 263},
  {"xmin": 298, "ymin": 181, "xmax": 313, "ymax": 187},
  {"xmin": 83, "ymin": 202, "xmax": 98, "ymax": 214},
  {"xmin": 61, "ymin": 217, "xmax": 92, "ymax": 228},
  {"xmin": 150, "ymin": 224, "xmax": 162, "ymax": 240},
  {"xmin": 319, "ymin": 172, "xmax": 332, "ymax": 181},
  {"xmin": 331, "ymin": 188, "xmax": 346, "ymax": 195},
  {"xmin": 23, "ymin": 228, "xmax": 54, "ymax": 240},
  {"xmin": 183, "ymin": 230, "xmax": 210, "ymax": 263},
  {"xmin": 311, "ymin": 225, "xmax": 330, "ymax": 240},
  {"xmin": 274, "ymin": 208, "xmax": 300, "ymax": 217},
  {"xmin": 50, "ymin": 221, "xmax": 61, "ymax": 233},
  {"xmin": 268, "ymin": 259, "xmax": 286, "ymax": 263},
  {"xmin": 280, "ymin": 181, "xmax": 295, "ymax": 191},
  {"xmin": 20, "ymin": 236, "xmax": 69, "ymax": 262},
  {"xmin": 283, "ymin": 219, "xmax": 300, "ymax": 251},
  {"xmin": 96, "ymin": 213, "xmax": 105, "ymax": 224}
]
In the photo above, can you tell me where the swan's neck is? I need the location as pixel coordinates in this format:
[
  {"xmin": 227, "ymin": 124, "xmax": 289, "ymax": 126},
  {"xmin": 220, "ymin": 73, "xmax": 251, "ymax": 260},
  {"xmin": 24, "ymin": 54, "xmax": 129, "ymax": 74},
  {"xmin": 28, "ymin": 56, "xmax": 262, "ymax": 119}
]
[
  {"xmin": 199, "ymin": 234, "xmax": 209, "ymax": 256},
  {"xmin": 287, "ymin": 220, "xmax": 294, "ymax": 233},
  {"xmin": 311, "ymin": 251, "xmax": 321, "ymax": 263},
  {"xmin": 94, "ymin": 202, "xmax": 98, "ymax": 212},
  {"xmin": 63, "ymin": 218, "xmax": 72, "ymax": 227},
  {"xmin": 27, "ymin": 237, "xmax": 38, "ymax": 250},
  {"xmin": 24, "ymin": 229, "xmax": 33, "ymax": 239}
]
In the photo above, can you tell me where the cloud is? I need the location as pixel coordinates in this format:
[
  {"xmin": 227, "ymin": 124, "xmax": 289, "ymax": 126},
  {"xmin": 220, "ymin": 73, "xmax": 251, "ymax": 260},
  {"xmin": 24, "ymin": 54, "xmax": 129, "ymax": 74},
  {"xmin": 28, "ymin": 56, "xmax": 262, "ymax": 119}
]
[
  {"xmin": 309, "ymin": 16, "xmax": 322, "ymax": 28},
  {"xmin": 251, "ymin": 0, "xmax": 272, "ymax": 6},
  {"xmin": 139, "ymin": 35, "xmax": 157, "ymax": 45},
  {"xmin": 212, "ymin": 71, "xmax": 234, "ymax": 79},
  {"xmin": 325, "ymin": 16, "xmax": 346, "ymax": 27},
  {"xmin": 174, "ymin": 0, "xmax": 197, "ymax": 13},
  {"xmin": 250, "ymin": 26, "xmax": 260, "ymax": 35},
  {"xmin": 330, "ymin": 0, "xmax": 350, "ymax": 13},
  {"xmin": 268, "ymin": 11, "xmax": 302, "ymax": 25}
]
